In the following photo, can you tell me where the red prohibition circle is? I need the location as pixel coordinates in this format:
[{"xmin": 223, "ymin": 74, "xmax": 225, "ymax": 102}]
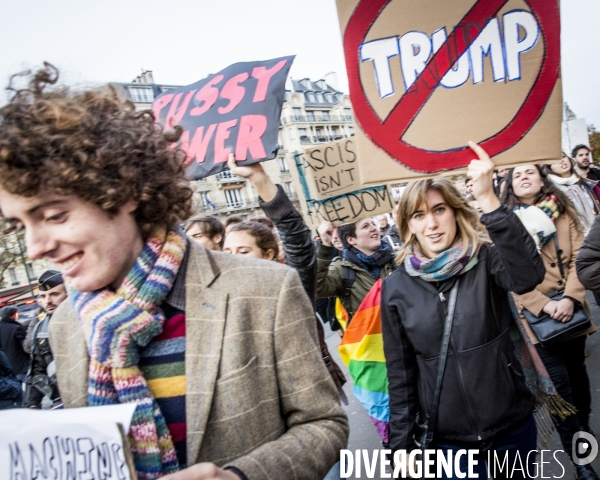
[{"xmin": 344, "ymin": 0, "xmax": 561, "ymax": 173}]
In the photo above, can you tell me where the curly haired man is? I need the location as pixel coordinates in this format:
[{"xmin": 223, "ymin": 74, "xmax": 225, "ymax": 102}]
[{"xmin": 0, "ymin": 65, "xmax": 348, "ymax": 480}]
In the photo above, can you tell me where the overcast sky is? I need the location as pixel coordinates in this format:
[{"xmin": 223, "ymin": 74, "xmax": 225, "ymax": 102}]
[{"xmin": 1, "ymin": 0, "xmax": 598, "ymax": 126}]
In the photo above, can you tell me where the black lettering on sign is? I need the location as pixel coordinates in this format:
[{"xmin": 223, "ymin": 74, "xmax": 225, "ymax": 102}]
[
  {"xmin": 305, "ymin": 185, "xmax": 392, "ymax": 226},
  {"xmin": 5, "ymin": 436, "xmax": 131, "ymax": 480}
]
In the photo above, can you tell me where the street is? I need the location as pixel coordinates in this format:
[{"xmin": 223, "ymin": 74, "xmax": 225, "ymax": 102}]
[{"xmin": 324, "ymin": 291, "xmax": 600, "ymax": 479}]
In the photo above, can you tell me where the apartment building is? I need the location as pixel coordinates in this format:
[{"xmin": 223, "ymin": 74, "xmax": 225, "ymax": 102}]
[{"xmin": 113, "ymin": 70, "xmax": 354, "ymax": 222}]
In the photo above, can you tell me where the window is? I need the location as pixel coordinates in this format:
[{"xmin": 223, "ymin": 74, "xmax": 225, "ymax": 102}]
[
  {"xmin": 348, "ymin": 126, "xmax": 355, "ymax": 135},
  {"xmin": 298, "ymin": 128, "xmax": 307, "ymax": 137},
  {"xmin": 278, "ymin": 158, "xmax": 289, "ymax": 173},
  {"xmin": 9, "ymin": 267, "xmax": 17, "ymax": 285},
  {"xmin": 293, "ymin": 107, "xmax": 302, "ymax": 120},
  {"xmin": 344, "ymin": 108, "xmax": 353, "ymax": 120},
  {"xmin": 26, "ymin": 262, "xmax": 34, "ymax": 280},
  {"xmin": 225, "ymin": 188, "xmax": 244, "ymax": 209},
  {"xmin": 217, "ymin": 170, "xmax": 236, "ymax": 180},
  {"xmin": 129, "ymin": 86, "xmax": 154, "ymax": 103},
  {"xmin": 306, "ymin": 111, "xmax": 315, "ymax": 122},
  {"xmin": 316, "ymin": 93, "xmax": 325, "ymax": 103},
  {"xmin": 325, "ymin": 93, "xmax": 334, "ymax": 103},
  {"xmin": 306, "ymin": 92, "xmax": 316, "ymax": 103},
  {"xmin": 283, "ymin": 182, "xmax": 293, "ymax": 196},
  {"xmin": 321, "ymin": 111, "xmax": 330, "ymax": 121}
]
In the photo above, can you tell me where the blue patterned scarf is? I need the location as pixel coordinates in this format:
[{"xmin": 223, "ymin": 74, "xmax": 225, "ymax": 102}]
[
  {"xmin": 404, "ymin": 242, "xmax": 479, "ymax": 282},
  {"xmin": 343, "ymin": 239, "xmax": 394, "ymax": 279}
]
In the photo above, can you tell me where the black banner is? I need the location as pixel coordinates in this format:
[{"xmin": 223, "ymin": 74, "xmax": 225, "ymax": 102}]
[{"xmin": 152, "ymin": 55, "xmax": 295, "ymax": 179}]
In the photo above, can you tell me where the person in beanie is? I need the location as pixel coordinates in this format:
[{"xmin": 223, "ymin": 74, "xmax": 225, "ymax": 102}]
[
  {"xmin": 23, "ymin": 270, "xmax": 67, "ymax": 408},
  {"xmin": 0, "ymin": 305, "xmax": 29, "ymax": 381},
  {"xmin": 0, "ymin": 65, "xmax": 347, "ymax": 480}
]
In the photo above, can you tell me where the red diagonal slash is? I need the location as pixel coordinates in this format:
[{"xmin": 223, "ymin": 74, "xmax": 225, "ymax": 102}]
[{"xmin": 345, "ymin": 0, "xmax": 561, "ymax": 173}]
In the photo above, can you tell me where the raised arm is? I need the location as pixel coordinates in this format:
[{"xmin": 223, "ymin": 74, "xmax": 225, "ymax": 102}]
[
  {"xmin": 227, "ymin": 155, "xmax": 316, "ymax": 303},
  {"xmin": 467, "ymin": 142, "xmax": 545, "ymax": 293}
]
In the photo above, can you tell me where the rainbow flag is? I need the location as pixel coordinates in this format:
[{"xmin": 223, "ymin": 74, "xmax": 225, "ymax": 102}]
[
  {"xmin": 338, "ymin": 279, "xmax": 389, "ymax": 443},
  {"xmin": 335, "ymin": 298, "xmax": 349, "ymax": 332}
]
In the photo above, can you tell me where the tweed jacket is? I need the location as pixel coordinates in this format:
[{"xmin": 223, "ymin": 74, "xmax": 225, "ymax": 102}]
[
  {"xmin": 49, "ymin": 242, "xmax": 349, "ymax": 479},
  {"xmin": 513, "ymin": 214, "xmax": 596, "ymax": 344}
]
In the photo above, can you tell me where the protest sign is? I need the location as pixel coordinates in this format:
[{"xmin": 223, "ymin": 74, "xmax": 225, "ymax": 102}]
[
  {"xmin": 298, "ymin": 138, "xmax": 360, "ymax": 200},
  {"xmin": 152, "ymin": 56, "xmax": 294, "ymax": 179},
  {"xmin": 0, "ymin": 404, "xmax": 137, "ymax": 480},
  {"xmin": 290, "ymin": 139, "xmax": 394, "ymax": 227},
  {"xmin": 335, "ymin": 0, "xmax": 562, "ymax": 184}
]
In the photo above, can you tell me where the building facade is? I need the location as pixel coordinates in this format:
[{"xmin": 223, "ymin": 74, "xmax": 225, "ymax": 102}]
[{"xmin": 113, "ymin": 71, "xmax": 354, "ymax": 224}]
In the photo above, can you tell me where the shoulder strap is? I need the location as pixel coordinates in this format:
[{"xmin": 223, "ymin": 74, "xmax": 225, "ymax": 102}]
[
  {"xmin": 424, "ymin": 279, "xmax": 460, "ymax": 447},
  {"xmin": 553, "ymin": 234, "xmax": 566, "ymax": 282},
  {"xmin": 342, "ymin": 265, "xmax": 356, "ymax": 317}
]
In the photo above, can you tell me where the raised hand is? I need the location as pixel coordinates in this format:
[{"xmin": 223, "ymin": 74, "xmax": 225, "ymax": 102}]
[
  {"xmin": 318, "ymin": 221, "xmax": 334, "ymax": 246},
  {"xmin": 227, "ymin": 153, "xmax": 277, "ymax": 202},
  {"xmin": 227, "ymin": 153, "xmax": 265, "ymax": 179},
  {"xmin": 465, "ymin": 141, "xmax": 501, "ymax": 213}
]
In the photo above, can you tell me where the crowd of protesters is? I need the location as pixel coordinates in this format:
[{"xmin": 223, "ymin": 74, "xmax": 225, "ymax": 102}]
[{"xmin": 2, "ymin": 65, "xmax": 600, "ymax": 480}]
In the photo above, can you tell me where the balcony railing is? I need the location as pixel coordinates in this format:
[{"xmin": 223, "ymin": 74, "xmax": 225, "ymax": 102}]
[
  {"xmin": 281, "ymin": 114, "xmax": 353, "ymax": 125},
  {"xmin": 196, "ymin": 200, "xmax": 260, "ymax": 214},
  {"xmin": 216, "ymin": 171, "xmax": 244, "ymax": 182}
]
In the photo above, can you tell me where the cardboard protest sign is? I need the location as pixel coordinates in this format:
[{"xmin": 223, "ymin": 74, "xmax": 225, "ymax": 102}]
[
  {"xmin": 290, "ymin": 139, "xmax": 395, "ymax": 227},
  {"xmin": 298, "ymin": 138, "xmax": 360, "ymax": 200},
  {"xmin": 335, "ymin": 0, "xmax": 562, "ymax": 184},
  {"xmin": 0, "ymin": 404, "xmax": 137, "ymax": 480},
  {"xmin": 152, "ymin": 56, "xmax": 294, "ymax": 179}
]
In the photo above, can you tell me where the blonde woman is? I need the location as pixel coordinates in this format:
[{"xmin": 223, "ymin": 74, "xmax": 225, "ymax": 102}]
[{"xmin": 381, "ymin": 143, "xmax": 545, "ymax": 479}]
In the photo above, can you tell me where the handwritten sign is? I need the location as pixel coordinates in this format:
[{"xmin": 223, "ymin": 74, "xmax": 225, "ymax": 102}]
[
  {"xmin": 290, "ymin": 139, "xmax": 394, "ymax": 227},
  {"xmin": 0, "ymin": 404, "xmax": 137, "ymax": 480},
  {"xmin": 298, "ymin": 138, "xmax": 359, "ymax": 200},
  {"xmin": 304, "ymin": 185, "xmax": 395, "ymax": 227},
  {"xmin": 335, "ymin": 0, "xmax": 562, "ymax": 184},
  {"xmin": 152, "ymin": 56, "xmax": 294, "ymax": 179}
]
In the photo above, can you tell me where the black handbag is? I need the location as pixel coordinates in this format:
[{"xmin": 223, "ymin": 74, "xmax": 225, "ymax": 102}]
[
  {"xmin": 414, "ymin": 279, "xmax": 459, "ymax": 450},
  {"xmin": 522, "ymin": 235, "xmax": 591, "ymax": 347}
]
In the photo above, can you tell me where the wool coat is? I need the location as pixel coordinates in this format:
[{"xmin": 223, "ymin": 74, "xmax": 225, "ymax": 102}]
[
  {"xmin": 49, "ymin": 242, "xmax": 349, "ymax": 479},
  {"xmin": 513, "ymin": 213, "xmax": 596, "ymax": 344}
]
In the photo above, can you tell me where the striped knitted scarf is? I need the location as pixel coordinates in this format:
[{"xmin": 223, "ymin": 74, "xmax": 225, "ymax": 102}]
[
  {"xmin": 71, "ymin": 228, "xmax": 186, "ymax": 479},
  {"xmin": 404, "ymin": 242, "xmax": 480, "ymax": 282},
  {"xmin": 512, "ymin": 194, "xmax": 560, "ymax": 250}
]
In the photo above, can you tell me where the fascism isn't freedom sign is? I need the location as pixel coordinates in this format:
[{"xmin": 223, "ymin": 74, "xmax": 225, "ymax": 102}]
[
  {"xmin": 152, "ymin": 56, "xmax": 294, "ymax": 179},
  {"xmin": 335, "ymin": 0, "xmax": 562, "ymax": 184}
]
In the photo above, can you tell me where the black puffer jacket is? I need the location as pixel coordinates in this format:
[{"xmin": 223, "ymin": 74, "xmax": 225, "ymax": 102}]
[
  {"xmin": 381, "ymin": 205, "xmax": 545, "ymax": 450},
  {"xmin": 259, "ymin": 185, "xmax": 347, "ymax": 395},
  {"xmin": 576, "ymin": 214, "xmax": 600, "ymax": 291},
  {"xmin": 259, "ymin": 185, "xmax": 316, "ymax": 302}
]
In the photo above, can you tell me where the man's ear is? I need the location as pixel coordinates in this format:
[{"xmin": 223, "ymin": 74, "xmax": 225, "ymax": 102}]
[
  {"xmin": 123, "ymin": 200, "xmax": 138, "ymax": 215},
  {"xmin": 213, "ymin": 234, "xmax": 223, "ymax": 246},
  {"xmin": 264, "ymin": 249, "xmax": 275, "ymax": 261}
]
